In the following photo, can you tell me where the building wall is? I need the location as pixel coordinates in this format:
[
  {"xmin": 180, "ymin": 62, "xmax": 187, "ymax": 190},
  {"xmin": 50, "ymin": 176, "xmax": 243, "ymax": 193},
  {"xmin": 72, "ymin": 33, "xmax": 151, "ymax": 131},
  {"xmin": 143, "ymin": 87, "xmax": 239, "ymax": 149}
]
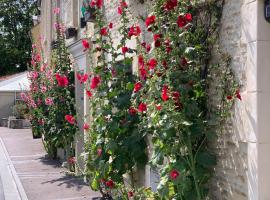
[{"xmin": 0, "ymin": 92, "xmax": 15, "ymax": 119}]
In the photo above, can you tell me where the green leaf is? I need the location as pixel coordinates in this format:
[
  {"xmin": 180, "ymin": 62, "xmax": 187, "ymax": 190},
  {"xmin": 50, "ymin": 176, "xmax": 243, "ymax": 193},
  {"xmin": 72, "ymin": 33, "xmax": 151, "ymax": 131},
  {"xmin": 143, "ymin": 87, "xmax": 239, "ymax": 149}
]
[{"xmin": 196, "ymin": 152, "xmax": 216, "ymax": 167}]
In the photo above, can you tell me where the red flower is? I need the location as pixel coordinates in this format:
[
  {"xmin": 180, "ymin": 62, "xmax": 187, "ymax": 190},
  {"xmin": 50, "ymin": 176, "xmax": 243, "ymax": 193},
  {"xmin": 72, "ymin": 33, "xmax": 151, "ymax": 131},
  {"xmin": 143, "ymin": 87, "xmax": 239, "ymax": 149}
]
[
  {"xmin": 82, "ymin": 39, "xmax": 90, "ymax": 50},
  {"xmin": 170, "ymin": 169, "xmax": 180, "ymax": 180},
  {"xmin": 128, "ymin": 191, "xmax": 134, "ymax": 197},
  {"xmin": 77, "ymin": 73, "xmax": 88, "ymax": 84},
  {"xmin": 65, "ymin": 115, "xmax": 76, "ymax": 125},
  {"xmin": 129, "ymin": 107, "xmax": 137, "ymax": 115},
  {"xmin": 146, "ymin": 44, "xmax": 151, "ymax": 53},
  {"xmin": 162, "ymin": 60, "xmax": 168, "ymax": 69},
  {"xmin": 90, "ymin": 76, "xmax": 101, "ymax": 89},
  {"xmin": 120, "ymin": 1, "xmax": 128, "ymax": 8},
  {"xmin": 138, "ymin": 103, "xmax": 147, "ymax": 112},
  {"xmin": 97, "ymin": 148, "xmax": 102, "ymax": 156},
  {"xmin": 68, "ymin": 157, "xmax": 76, "ymax": 164},
  {"xmin": 90, "ymin": 0, "xmax": 96, "ymax": 7},
  {"xmin": 153, "ymin": 34, "xmax": 162, "ymax": 41},
  {"xmin": 172, "ymin": 91, "xmax": 180, "ymax": 100},
  {"xmin": 145, "ymin": 15, "xmax": 156, "ymax": 27},
  {"xmin": 155, "ymin": 40, "xmax": 161, "ymax": 48},
  {"xmin": 122, "ymin": 46, "xmax": 129, "ymax": 55},
  {"xmin": 118, "ymin": 6, "xmax": 123, "ymax": 15},
  {"xmin": 134, "ymin": 82, "xmax": 143, "ymax": 92},
  {"xmin": 185, "ymin": 13, "xmax": 193, "ymax": 22},
  {"xmin": 96, "ymin": 0, "xmax": 103, "ymax": 8},
  {"xmin": 100, "ymin": 27, "xmax": 108, "ymax": 36},
  {"xmin": 128, "ymin": 25, "xmax": 141, "ymax": 37},
  {"xmin": 227, "ymin": 95, "xmax": 233, "ymax": 100},
  {"xmin": 163, "ymin": 0, "xmax": 178, "ymax": 11},
  {"xmin": 235, "ymin": 89, "xmax": 242, "ymax": 100},
  {"xmin": 181, "ymin": 57, "xmax": 188, "ymax": 67},
  {"xmin": 138, "ymin": 55, "xmax": 145, "ymax": 66},
  {"xmin": 177, "ymin": 13, "xmax": 192, "ymax": 28},
  {"xmin": 55, "ymin": 73, "xmax": 69, "ymax": 87},
  {"xmin": 162, "ymin": 85, "xmax": 169, "ymax": 101},
  {"xmin": 156, "ymin": 104, "xmax": 162, "ymax": 110},
  {"xmin": 109, "ymin": 22, "xmax": 113, "ymax": 29},
  {"xmin": 86, "ymin": 90, "xmax": 92, "ymax": 98},
  {"xmin": 83, "ymin": 123, "xmax": 90, "ymax": 130},
  {"xmin": 105, "ymin": 180, "xmax": 114, "ymax": 188},
  {"xmin": 147, "ymin": 58, "xmax": 158, "ymax": 69}
]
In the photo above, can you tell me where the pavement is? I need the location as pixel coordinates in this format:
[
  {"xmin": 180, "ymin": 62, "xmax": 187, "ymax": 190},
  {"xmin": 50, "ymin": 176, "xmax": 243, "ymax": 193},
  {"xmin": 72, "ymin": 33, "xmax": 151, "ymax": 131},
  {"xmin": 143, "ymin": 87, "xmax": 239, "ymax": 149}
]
[{"xmin": 0, "ymin": 127, "xmax": 100, "ymax": 200}]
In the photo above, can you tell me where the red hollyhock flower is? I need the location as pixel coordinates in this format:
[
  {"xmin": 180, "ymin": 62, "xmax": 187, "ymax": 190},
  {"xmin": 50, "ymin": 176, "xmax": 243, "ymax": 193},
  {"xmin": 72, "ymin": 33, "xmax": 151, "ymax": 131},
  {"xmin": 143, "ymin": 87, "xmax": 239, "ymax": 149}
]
[
  {"xmin": 68, "ymin": 157, "xmax": 76, "ymax": 164},
  {"xmin": 96, "ymin": 0, "xmax": 103, "ymax": 8},
  {"xmin": 170, "ymin": 169, "xmax": 180, "ymax": 180},
  {"xmin": 185, "ymin": 13, "xmax": 193, "ymax": 22},
  {"xmin": 154, "ymin": 40, "xmax": 161, "ymax": 48},
  {"xmin": 134, "ymin": 82, "xmax": 143, "ymax": 92},
  {"xmin": 90, "ymin": 0, "xmax": 96, "ymax": 7},
  {"xmin": 118, "ymin": 6, "xmax": 123, "ymax": 15},
  {"xmin": 82, "ymin": 39, "xmax": 90, "ymax": 50},
  {"xmin": 163, "ymin": 0, "xmax": 178, "ymax": 11},
  {"xmin": 86, "ymin": 90, "xmax": 92, "ymax": 98},
  {"xmin": 128, "ymin": 25, "xmax": 141, "ymax": 37},
  {"xmin": 77, "ymin": 73, "xmax": 88, "ymax": 84},
  {"xmin": 162, "ymin": 85, "xmax": 169, "ymax": 101},
  {"xmin": 227, "ymin": 95, "xmax": 233, "ymax": 100},
  {"xmin": 235, "ymin": 89, "xmax": 242, "ymax": 100},
  {"xmin": 146, "ymin": 44, "xmax": 151, "ymax": 53},
  {"xmin": 156, "ymin": 104, "xmax": 162, "ymax": 110},
  {"xmin": 109, "ymin": 22, "xmax": 113, "ymax": 29},
  {"xmin": 129, "ymin": 107, "xmax": 137, "ymax": 115},
  {"xmin": 138, "ymin": 103, "xmax": 147, "ymax": 112},
  {"xmin": 122, "ymin": 46, "xmax": 129, "ymax": 55},
  {"xmin": 55, "ymin": 73, "xmax": 69, "ymax": 87},
  {"xmin": 100, "ymin": 27, "xmax": 108, "ymax": 36},
  {"xmin": 153, "ymin": 34, "xmax": 162, "ymax": 41},
  {"xmin": 120, "ymin": 1, "xmax": 128, "ymax": 8},
  {"xmin": 105, "ymin": 180, "xmax": 114, "ymax": 188},
  {"xmin": 83, "ymin": 123, "xmax": 90, "ymax": 130},
  {"xmin": 65, "ymin": 115, "xmax": 76, "ymax": 125},
  {"xmin": 147, "ymin": 58, "xmax": 158, "ymax": 69},
  {"xmin": 128, "ymin": 191, "xmax": 134, "ymax": 197},
  {"xmin": 181, "ymin": 57, "xmax": 188, "ymax": 67},
  {"xmin": 172, "ymin": 91, "xmax": 180, "ymax": 100},
  {"xmin": 90, "ymin": 76, "xmax": 101, "ymax": 89},
  {"xmin": 177, "ymin": 13, "xmax": 192, "ymax": 28},
  {"xmin": 145, "ymin": 15, "xmax": 156, "ymax": 27},
  {"xmin": 138, "ymin": 55, "xmax": 145, "ymax": 66}
]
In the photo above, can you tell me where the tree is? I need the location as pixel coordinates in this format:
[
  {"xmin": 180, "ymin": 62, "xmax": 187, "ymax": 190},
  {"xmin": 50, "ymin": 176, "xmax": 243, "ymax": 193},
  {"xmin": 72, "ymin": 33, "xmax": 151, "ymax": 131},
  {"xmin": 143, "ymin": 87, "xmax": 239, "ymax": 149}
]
[{"xmin": 0, "ymin": 0, "xmax": 37, "ymax": 75}]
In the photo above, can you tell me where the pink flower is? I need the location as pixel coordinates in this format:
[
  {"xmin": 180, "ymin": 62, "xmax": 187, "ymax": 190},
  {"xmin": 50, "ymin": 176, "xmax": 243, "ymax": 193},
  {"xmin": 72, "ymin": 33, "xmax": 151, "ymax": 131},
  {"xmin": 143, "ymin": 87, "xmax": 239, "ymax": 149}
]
[
  {"xmin": 68, "ymin": 157, "xmax": 76, "ymax": 164},
  {"xmin": 83, "ymin": 123, "xmax": 90, "ymax": 130},
  {"xmin": 118, "ymin": 6, "xmax": 123, "ymax": 15},
  {"xmin": 41, "ymin": 86, "xmax": 47, "ymax": 93},
  {"xmin": 235, "ymin": 89, "xmax": 242, "ymax": 100},
  {"xmin": 77, "ymin": 73, "xmax": 88, "ymax": 84},
  {"xmin": 65, "ymin": 115, "xmax": 76, "ymax": 125},
  {"xmin": 170, "ymin": 169, "xmax": 180, "ymax": 180},
  {"xmin": 97, "ymin": 148, "xmax": 102, "ymax": 156},
  {"xmin": 128, "ymin": 25, "xmax": 141, "ymax": 37},
  {"xmin": 45, "ymin": 98, "xmax": 54, "ymax": 106},
  {"xmin": 128, "ymin": 191, "xmax": 134, "ymax": 197},
  {"xmin": 53, "ymin": 7, "xmax": 60, "ymax": 14}
]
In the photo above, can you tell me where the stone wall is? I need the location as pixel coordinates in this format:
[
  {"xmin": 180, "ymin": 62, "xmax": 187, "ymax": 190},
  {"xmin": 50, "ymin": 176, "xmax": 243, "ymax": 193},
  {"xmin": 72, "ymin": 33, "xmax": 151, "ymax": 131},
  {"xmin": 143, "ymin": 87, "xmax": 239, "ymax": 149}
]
[{"xmin": 210, "ymin": 0, "xmax": 249, "ymax": 199}]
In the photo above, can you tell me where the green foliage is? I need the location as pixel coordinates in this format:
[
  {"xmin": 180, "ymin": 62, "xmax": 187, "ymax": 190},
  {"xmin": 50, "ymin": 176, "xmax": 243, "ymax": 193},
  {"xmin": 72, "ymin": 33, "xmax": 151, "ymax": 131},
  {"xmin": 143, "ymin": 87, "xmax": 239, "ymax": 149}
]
[{"xmin": 0, "ymin": 0, "xmax": 37, "ymax": 75}]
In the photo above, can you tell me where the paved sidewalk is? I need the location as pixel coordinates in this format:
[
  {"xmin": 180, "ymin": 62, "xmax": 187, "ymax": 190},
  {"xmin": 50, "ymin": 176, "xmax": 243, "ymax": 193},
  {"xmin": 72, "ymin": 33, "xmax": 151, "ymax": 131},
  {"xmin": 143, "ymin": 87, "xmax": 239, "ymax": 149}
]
[{"xmin": 0, "ymin": 127, "xmax": 100, "ymax": 200}]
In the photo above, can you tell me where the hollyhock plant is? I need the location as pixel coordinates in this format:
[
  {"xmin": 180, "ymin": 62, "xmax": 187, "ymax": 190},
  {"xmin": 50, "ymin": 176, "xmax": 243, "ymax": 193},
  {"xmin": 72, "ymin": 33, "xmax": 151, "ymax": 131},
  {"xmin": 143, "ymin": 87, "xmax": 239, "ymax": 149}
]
[
  {"xmin": 162, "ymin": 85, "xmax": 170, "ymax": 101},
  {"xmin": 84, "ymin": 123, "xmax": 90, "ymax": 130},
  {"xmin": 128, "ymin": 25, "xmax": 141, "ymax": 37},
  {"xmin": 235, "ymin": 89, "xmax": 242, "ymax": 100},
  {"xmin": 45, "ymin": 98, "xmax": 54, "ymax": 106},
  {"xmin": 109, "ymin": 22, "xmax": 113, "ymax": 29},
  {"xmin": 147, "ymin": 58, "xmax": 158, "ymax": 69},
  {"xmin": 122, "ymin": 46, "xmax": 129, "ymax": 55},
  {"xmin": 105, "ymin": 180, "xmax": 114, "ymax": 189},
  {"xmin": 77, "ymin": 73, "xmax": 88, "ymax": 84},
  {"xmin": 163, "ymin": 0, "xmax": 178, "ymax": 11},
  {"xmin": 129, "ymin": 107, "xmax": 137, "ymax": 115},
  {"xmin": 86, "ymin": 90, "xmax": 92, "ymax": 98},
  {"xmin": 68, "ymin": 156, "xmax": 76, "ymax": 164}
]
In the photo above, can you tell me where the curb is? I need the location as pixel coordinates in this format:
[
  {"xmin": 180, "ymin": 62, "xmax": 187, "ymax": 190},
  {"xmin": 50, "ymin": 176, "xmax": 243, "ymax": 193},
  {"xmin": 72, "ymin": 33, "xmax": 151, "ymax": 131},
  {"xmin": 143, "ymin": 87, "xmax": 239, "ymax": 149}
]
[{"xmin": 0, "ymin": 138, "xmax": 28, "ymax": 200}]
